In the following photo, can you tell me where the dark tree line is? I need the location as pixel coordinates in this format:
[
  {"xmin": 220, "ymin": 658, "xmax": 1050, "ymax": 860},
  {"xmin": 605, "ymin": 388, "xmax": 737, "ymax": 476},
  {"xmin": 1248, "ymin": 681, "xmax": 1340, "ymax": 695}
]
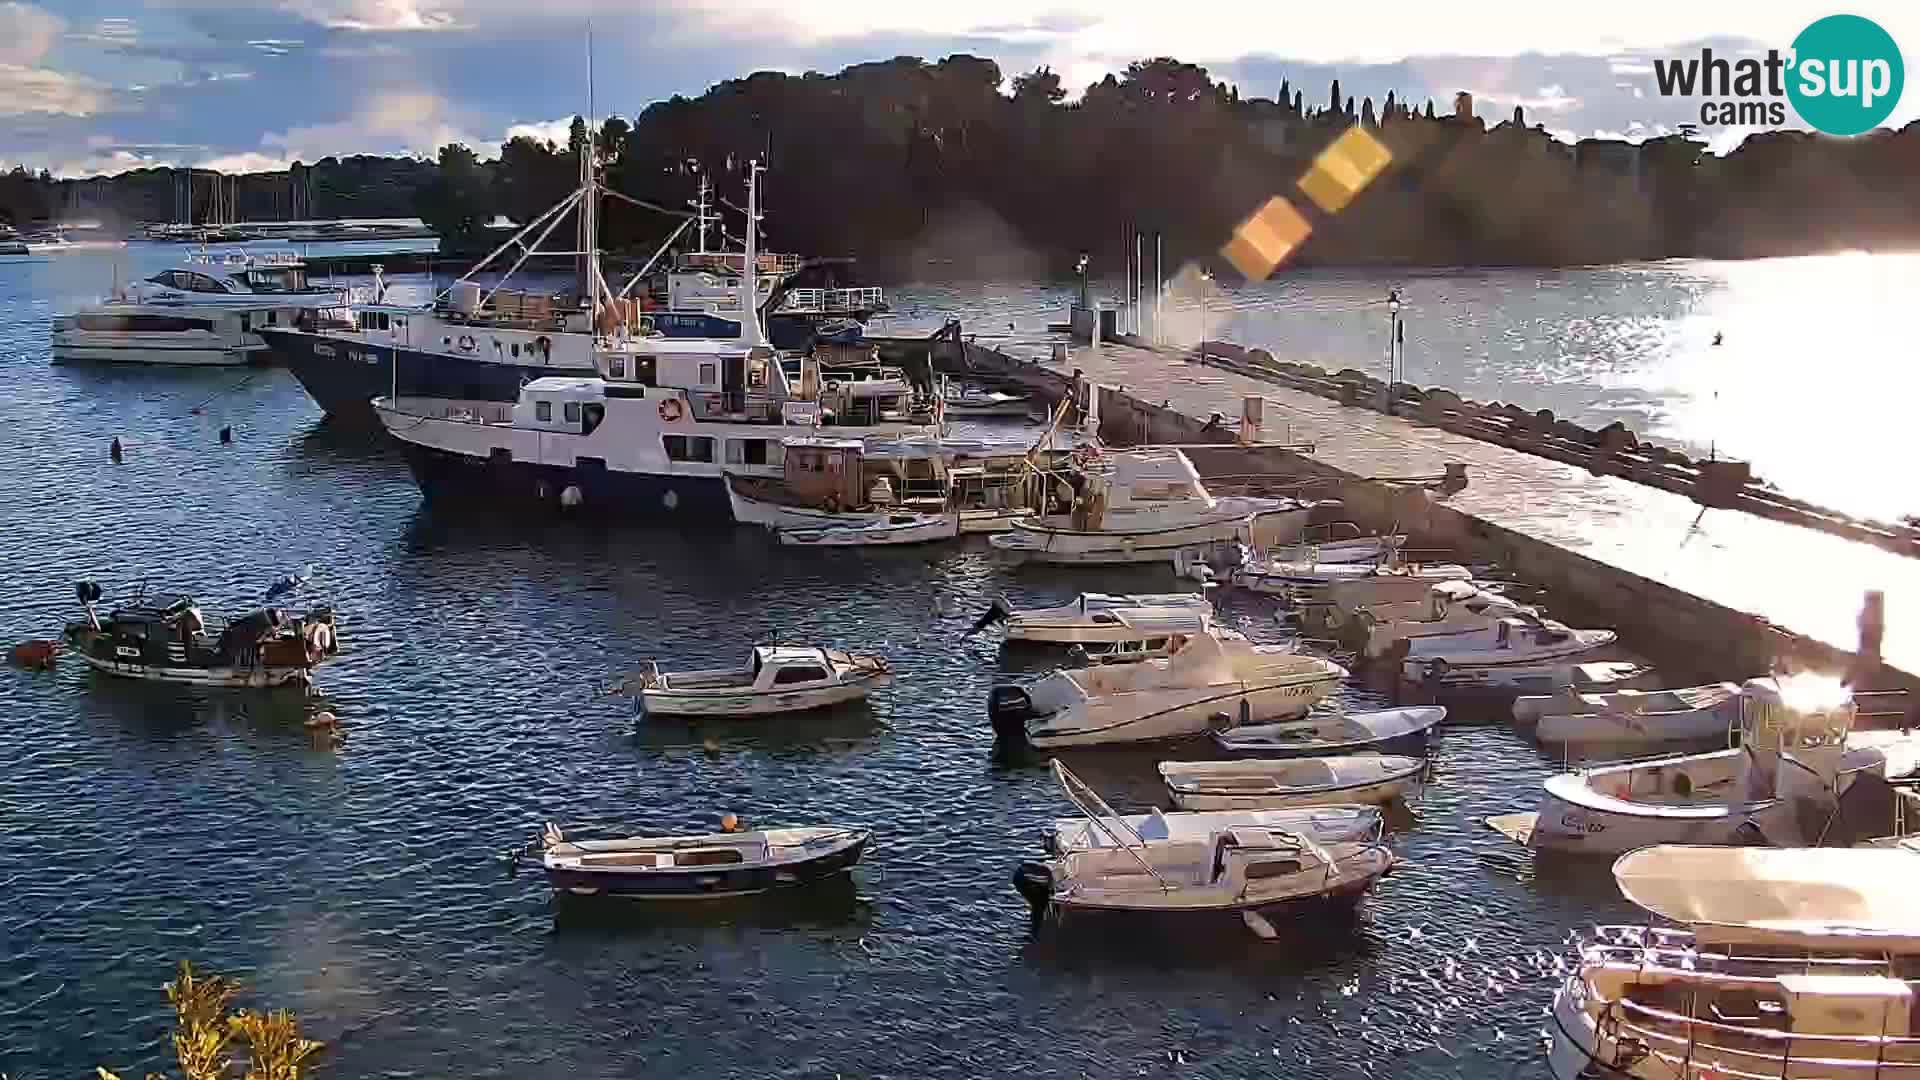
[{"xmin": 12, "ymin": 54, "xmax": 1920, "ymax": 273}]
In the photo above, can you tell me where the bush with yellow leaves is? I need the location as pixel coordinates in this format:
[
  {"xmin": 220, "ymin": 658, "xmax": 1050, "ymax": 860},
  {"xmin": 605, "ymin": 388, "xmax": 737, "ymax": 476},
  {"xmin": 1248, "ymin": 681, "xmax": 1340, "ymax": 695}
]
[{"xmin": 95, "ymin": 961, "xmax": 322, "ymax": 1080}]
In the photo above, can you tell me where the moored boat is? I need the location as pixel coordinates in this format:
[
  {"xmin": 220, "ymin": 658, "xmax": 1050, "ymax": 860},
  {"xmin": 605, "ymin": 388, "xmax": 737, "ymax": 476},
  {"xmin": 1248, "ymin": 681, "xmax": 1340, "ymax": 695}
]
[
  {"xmin": 980, "ymin": 590, "xmax": 1214, "ymax": 645},
  {"xmin": 1045, "ymin": 804, "xmax": 1384, "ymax": 854},
  {"xmin": 1399, "ymin": 616, "xmax": 1618, "ymax": 687},
  {"xmin": 1532, "ymin": 682, "xmax": 1744, "ymax": 744},
  {"xmin": 624, "ymin": 645, "xmax": 892, "ymax": 717},
  {"xmin": 777, "ymin": 512, "xmax": 958, "ymax": 547},
  {"xmin": 1212, "ymin": 705, "xmax": 1446, "ymax": 757},
  {"xmin": 537, "ymin": 821, "xmax": 869, "ymax": 899},
  {"xmin": 987, "ymin": 631, "xmax": 1346, "ymax": 749},
  {"xmin": 1014, "ymin": 762, "xmax": 1394, "ymax": 933},
  {"xmin": 1509, "ymin": 662, "xmax": 1664, "ymax": 722},
  {"xmin": 1546, "ymin": 844, "xmax": 1920, "ymax": 1080},
  {"xmin": 1160, "ymin": 755, "xmax": 1428, "ymax": 810},
  {"xmin": 62, "ymin": 581, "xmax": 338, "ymax": 688}
]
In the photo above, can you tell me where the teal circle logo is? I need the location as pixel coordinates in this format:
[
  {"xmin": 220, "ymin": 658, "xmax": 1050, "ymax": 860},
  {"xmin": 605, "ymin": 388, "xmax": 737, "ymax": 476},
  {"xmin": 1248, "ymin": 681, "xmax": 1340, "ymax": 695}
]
[{"xmin": 1787, "ymin": 14, "xmax": 1904, "ymax": 136}]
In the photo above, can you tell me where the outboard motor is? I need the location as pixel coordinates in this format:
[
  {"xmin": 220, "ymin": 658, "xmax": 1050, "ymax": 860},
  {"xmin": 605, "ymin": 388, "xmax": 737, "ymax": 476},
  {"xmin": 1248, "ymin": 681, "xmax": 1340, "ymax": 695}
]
[
  {"xmin": 987, "ymin": 684, "xmax": 1035, "ymax": 744},
  {"xmin": 1012, "ymin": 861, "xmax": 1054, "ymax": 919}
]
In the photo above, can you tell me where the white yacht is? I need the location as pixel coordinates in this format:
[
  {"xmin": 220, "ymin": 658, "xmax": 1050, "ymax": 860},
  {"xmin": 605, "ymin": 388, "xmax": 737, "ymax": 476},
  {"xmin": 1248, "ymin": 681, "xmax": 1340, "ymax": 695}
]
[
  {"xmin": 1399, "ymin": 615, "xmax": 1618, "ymax": 686},
  {"xmin": 52, "ymin": 253, "xmax": 343, "ymax": 366},
  {"xmin": 989, "ymin": 449, "xmax": 1308, "ymax": 565},
  {"xmin": 983, "ymin": 591, "xmax": 1215, "ymax": 646},
  {"xmin": 987, "ymin": 630, "xmax": 1346, "ymax": 749},
  {"xmin": 1548, "ymin": 844, "xmax": 1920, "ymax": 1080},
  {"xmin": 1358, "ymin": 580, "xmax": 1535, "ymax": 660}
]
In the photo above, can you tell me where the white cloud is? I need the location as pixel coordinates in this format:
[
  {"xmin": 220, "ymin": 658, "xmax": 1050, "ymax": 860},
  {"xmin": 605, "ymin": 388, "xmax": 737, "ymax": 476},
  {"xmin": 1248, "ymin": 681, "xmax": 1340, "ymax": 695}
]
[
  {"xmin": 0, "ymin": 1, "xmax": 61, "ymax": 65},
  {"xmin": 0, "ymin": 63, "xmax": 107, "ymax": 115},
  {"xmin": 504, "ymin": 117, "xmax": 573, "ymax": 146},
  {"xmin": 277, "ymin": 0, "xmax": 462, "ymax": 31},
  {"xmin": 253, "ymin": 88, "xmax": 487, "ymax": 163}
]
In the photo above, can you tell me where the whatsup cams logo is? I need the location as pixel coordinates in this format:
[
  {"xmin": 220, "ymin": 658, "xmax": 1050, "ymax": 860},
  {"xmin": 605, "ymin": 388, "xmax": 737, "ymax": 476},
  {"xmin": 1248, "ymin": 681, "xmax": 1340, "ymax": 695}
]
[{"xmin": 1652, "ymin": 14, "xmax": 1904, "ymax": 135}]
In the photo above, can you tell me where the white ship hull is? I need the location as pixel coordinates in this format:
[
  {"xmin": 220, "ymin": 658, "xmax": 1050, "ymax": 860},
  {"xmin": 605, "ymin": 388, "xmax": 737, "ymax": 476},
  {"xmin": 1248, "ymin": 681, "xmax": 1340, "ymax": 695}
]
[
  {"xmin": 1027, "ymin": 673, "xmax": 1338, "ymax": 748},
  {"xmin": 52, "ymin": 343, "xmax": 253, "ymax": 366}
]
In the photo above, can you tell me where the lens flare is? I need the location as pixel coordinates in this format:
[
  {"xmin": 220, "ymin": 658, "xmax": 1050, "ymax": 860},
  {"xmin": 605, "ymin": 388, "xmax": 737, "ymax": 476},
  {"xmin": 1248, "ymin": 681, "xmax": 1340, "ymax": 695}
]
[
  {"xmin": 1222, "ymin": 196, "xmax": 1312, "ymax": 281},
  {"xmin": 1298, "ymin": 125, "xmax": 1393, "ymax": 214}
]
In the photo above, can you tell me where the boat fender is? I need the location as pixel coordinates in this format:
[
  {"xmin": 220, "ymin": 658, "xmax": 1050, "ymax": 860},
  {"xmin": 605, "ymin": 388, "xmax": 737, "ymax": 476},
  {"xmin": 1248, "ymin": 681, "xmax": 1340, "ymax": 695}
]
[
  {"xmin": 1208, "ymin": 710, "xmax": 1235, "ymax": 732},
  {"xmin": 1012, "ymin": 861, "xmax": 1054, "ymax": 918},
  {"xmin": 560, "ymin": 485, "xmax": 584, "ymax": 509},
  {"xmin": 658, "ymin": 398, "xmax": 685, "ymax": 423}
]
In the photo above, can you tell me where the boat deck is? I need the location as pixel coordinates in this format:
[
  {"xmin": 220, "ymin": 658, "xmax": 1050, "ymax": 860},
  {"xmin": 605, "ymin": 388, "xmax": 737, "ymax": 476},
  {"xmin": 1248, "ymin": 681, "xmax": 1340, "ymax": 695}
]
[{"xmin": 989, "ymin": 336, "xmax": 1920, "ymax": 685}]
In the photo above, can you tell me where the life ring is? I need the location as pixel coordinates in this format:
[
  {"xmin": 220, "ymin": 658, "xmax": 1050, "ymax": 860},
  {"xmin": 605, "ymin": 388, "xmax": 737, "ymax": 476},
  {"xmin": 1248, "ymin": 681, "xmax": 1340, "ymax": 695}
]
[
  {"xmin": 457, "ymin": 334, "xmax": 476, "ymax": 353},
  {"xmin": 658, "ymin": 398, "xmax": 685, "ymax": 423}
]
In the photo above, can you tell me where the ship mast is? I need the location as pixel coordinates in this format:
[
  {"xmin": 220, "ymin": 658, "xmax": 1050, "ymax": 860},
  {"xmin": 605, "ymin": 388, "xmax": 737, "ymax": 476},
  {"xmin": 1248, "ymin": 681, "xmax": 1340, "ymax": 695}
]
[{"xmin": 739, "ymin": 160, "xmax": 767, "ymax": 349}]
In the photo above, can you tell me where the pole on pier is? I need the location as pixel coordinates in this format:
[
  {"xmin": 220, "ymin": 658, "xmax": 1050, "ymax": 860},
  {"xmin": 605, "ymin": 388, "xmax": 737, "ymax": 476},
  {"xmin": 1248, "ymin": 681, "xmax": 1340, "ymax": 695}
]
[{"xmin": 1154, "ymin": 233, "xmax": 1163, "ymax": 346}]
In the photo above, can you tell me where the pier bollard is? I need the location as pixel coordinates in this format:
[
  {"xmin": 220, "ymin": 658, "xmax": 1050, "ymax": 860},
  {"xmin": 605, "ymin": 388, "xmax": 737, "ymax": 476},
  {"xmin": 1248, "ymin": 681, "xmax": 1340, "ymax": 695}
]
[
  {"xmin": 1695, "ymin": 459, "xmax": 1752, "ymax": 507},
  {"xmin": 1439, "ymin": 463, "xmax": 1469, "ymax": 496}
]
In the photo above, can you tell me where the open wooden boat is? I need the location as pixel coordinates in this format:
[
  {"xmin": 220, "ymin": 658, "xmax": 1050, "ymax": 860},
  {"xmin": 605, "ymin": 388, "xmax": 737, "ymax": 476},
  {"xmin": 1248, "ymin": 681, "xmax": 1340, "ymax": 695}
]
[
  {"xmin": 1046, "ymin": 804, "xmax": 1383, "ymax": 854},
  {"xmin": 1212, "ymin": 706, "xmax": 1446, "ymax": 757},
  {"xmin": 538, "ymin": 822, "xmax": 869, "ymax": 899},
  {"xmin": 1509, "ymin": 662, "xmax": 1663, "ymax": 722},
  {"xmin": 1532, "ymin": 682, "xmax": 1743, "ymax": 744},
  {"xmin": 626, "ymin": 645, "xmax": 891, "ymax": 717},
  {"xmin": 982, "ymin": 591, "xmax": 1213, "ymax": 645},
  {"xmin": 777, "ymin": 512, "xmax": 958, "ymax": 546},
  {"xmin": 1014, "ymin": 762, "xmax": 1394, "ymax": 932},
  {"xmin": 1160, "ymin": 755, "xmax": 1427, "ymax": 809},
  {"xmin": 62, "ymin": 580, "xmax": 339, "ymax": 688}
]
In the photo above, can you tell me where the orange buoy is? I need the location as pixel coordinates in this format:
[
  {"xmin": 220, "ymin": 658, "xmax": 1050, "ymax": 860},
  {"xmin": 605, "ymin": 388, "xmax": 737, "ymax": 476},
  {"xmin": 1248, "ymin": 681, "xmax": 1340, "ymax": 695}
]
[
  {"xmin": 720, "ymin": 812, "xmax": 741, "ymax": 833},
  {"xmin": 12, "ymin": 640, "xmax": 60, "ymax": 669}
]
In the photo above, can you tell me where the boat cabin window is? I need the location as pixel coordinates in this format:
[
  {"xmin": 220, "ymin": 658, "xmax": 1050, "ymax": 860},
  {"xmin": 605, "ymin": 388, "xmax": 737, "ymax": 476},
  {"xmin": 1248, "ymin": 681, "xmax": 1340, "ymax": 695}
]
[
  {"xmin": 536, "ymin": 401, "xmax": 551, "ymax": 421},
  {"xmin": 676, "ymin": 848, "xmax": 745, "ymax": 867},
  {"xmin": 699, "ymin": 363, "xmax": 718, "ymax": 387},
  {"xmin": 563, "ymin": 401, "xmax": 581, "ymax": 424},
  {"xmin": 630, "ymin": 357, "xmax": 657, "ymax": 386},
  {"xmin": 608, "ymin": 356, "xmax": 626, "ymax": 379},
  {"xmin": 1245, "ymin": 859, "xmax": 1305, "ymax": 880},
  {"xmin": 582, "ymin": 404, "xmax": 604, "ymax": 435},
  {"xmin": 76, "ymin": 313, "xmax": 214, "ymax": 333},
  {"xmin": 771, "ymin": 665, "xmax": 828, "ymax": 685},
  {"xmin": 663, "ymin": 435, "xmax": 714, "ymax": 463},
  {"xmin": 1145, "ymin": 637, "xmax": 1168, "ymax": 651},
  {"xmin": 724, "ymin": 439, "xmax": 771, "ymax": 466}
]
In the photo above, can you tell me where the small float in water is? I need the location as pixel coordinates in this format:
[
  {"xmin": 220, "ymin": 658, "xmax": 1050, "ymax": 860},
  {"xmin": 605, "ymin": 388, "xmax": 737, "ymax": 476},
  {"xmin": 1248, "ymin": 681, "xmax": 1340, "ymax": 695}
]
[
  {"xmin": 1014, "ymin": 762, "xmax": 1394, "ymax": 936},
  {"xmin": 622, "ymin": 645, "xmax": 892, "ymax": 717},
  {"xmin": 1160, "ymin": 755, "xmax": 1428, "ymax": 810},
  {"xmin": 62, "ymin": 580, "xmax": 338, "ymax": 688},
  {"xmin": 535, "ymin": 821, "xmax": 869, "ymax": 900},
  {"xmin": 1212, "ymin": 705, "xmax": 1446, "ymax": 757}
]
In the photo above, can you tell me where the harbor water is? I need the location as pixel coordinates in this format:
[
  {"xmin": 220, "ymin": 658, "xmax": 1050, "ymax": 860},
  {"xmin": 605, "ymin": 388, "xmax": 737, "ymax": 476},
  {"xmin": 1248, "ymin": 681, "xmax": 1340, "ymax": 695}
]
[{"xmin": 0, "ymin": 244, "xmax": 1831, "ymax": 1078}]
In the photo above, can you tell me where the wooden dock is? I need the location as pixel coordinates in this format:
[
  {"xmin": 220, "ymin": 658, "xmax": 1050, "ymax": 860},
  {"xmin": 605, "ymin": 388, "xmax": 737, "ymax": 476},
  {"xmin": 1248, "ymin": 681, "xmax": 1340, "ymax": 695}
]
[{"xmin": 975, "ymin": 335, "xmax": 1920, "ymax": 689}]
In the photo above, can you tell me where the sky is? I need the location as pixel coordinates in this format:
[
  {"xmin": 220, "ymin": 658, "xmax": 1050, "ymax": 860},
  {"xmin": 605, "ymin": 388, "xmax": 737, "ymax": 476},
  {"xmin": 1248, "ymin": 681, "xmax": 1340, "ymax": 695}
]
[{"xmin": 8, "ymin": 0, "xmax": 1920, "ymax": 177}]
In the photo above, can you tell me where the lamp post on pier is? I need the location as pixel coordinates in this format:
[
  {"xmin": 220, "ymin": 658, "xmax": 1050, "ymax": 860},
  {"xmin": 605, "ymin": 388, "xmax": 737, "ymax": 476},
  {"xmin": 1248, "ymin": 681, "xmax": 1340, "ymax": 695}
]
[
  {"xmin": 1384, "ymin": 287, "xmax": 1403, "ymax": 412},
  {"xmin": 1199, "ymin": 267, "xmax": 1213, "ymax": 363}
]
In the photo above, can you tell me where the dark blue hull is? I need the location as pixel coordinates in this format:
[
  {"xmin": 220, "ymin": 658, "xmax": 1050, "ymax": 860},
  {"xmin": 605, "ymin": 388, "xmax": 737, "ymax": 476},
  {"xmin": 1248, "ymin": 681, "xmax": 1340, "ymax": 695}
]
[
  {"xmin": 396, "ymin": 440, "xmax": 734, "ymax": 521},
  {"xmin": 545, "ymin": 835, "xmax": 868, "ymax": 898},
  {"xmin": 262, "ymin": 329, "xmax": 588, "ymax": 422}
]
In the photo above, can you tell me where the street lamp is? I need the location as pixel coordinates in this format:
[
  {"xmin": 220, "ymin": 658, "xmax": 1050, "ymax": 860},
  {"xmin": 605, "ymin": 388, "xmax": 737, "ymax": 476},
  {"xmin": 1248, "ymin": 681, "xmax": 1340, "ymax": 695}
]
[
  {"xmin": 1384, "ymin": 287, "xmax": 1403, "ymax": 412},
  {"xmin": 1198, "ymin": 268, "xmax": 1214, "ymax": 363},
  {"xmin": 1076, "ymin": 252, "xmax": 1090, "ymax": 310}
]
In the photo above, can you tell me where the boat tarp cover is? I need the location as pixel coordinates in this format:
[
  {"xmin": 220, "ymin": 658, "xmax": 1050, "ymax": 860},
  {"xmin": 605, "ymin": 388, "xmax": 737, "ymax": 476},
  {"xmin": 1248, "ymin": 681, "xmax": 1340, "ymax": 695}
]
[{"xmin": 1613, "ymin": 845, "xmax": 1920, "ymax": 950}]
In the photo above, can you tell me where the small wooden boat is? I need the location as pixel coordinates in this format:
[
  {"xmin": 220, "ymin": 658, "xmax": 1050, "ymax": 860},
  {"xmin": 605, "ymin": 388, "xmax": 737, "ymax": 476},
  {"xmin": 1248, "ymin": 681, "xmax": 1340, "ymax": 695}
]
[
  {"xmin": 941, "ymin": 383, "xmax": 1031, "ymax": 418},
  {"xmin": 778, "ymin": 513, "xmax": 958, "ymax": 547},
  {"xmin": 982, "ymin": 591, "xmax": 1213, "ymax": 645},
  {"xmin": 1160, "ymin": 755, "xmax": 1427, "ymax": 809},
  {"xmin": 62, "ymin": 580, "xmax": 339, "ymax": 688},
  {"xmin": 1510, "ymin": 662, "xmax": 1662, "ymax": 722},
  {"xmin": 1212, "ymin": 706, "xmax": 1446, "ymax": 757},
  {"xmin": 1015, "ymin": 763, "xmax": 1394, "ymax": 934},
  {"xmin": 537, "ymin": 822, "xmax": 869, "ymax": 899},
  {"xmin": 1260, "ymin": 534, "xmax": 1407, "ymax": 565},
  {"xmin": 1533, "ymin": 682, "xmax": 1743, "ymax": 744},
  {"xmin": 627, "ymin": 645, "xmax": 891, "ymax": 717},
  {"xmin": 1045, "ymin": 804, "xmax": 1383, "ymax": 854}
]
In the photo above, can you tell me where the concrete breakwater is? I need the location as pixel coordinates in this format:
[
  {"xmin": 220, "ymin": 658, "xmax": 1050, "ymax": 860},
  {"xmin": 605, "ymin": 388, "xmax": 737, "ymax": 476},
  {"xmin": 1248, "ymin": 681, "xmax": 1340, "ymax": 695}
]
[
  {"xmin": 1182, "ymin": 339, "xmax": 1920, "ymax": 560},
  {"xmin": 960, "ymin": 335, "xmax": 1920, "ymax": 698}
]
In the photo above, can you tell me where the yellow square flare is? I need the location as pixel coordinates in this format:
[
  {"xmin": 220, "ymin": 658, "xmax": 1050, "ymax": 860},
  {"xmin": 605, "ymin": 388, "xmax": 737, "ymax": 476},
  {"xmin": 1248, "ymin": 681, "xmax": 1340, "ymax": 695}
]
[
  {"xmin": 1221, "ymin": 195, "xmax": 1311, "ymax": 280},
  {"xmin": 1298, "ymin": 126, "xmax": 1393, "ymax": 214}
]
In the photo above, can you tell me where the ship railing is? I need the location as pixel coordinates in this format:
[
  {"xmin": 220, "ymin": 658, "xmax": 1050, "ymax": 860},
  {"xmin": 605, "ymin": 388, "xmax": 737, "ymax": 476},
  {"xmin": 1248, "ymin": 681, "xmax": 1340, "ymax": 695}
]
[
  {"xmin": 779, "ymin": 287, "xmax": 885, "ymax": 314},
  {"xmin": 1602, "ymin": 991, "xmax": 1920, "ymax": 1079},
  {"xmin": 384, "ymin": 396, "xmax": 512, "ymax": 425},
  {"xmin": 686, "ymin": 393, "xmax": 785, "ymax": 424}
]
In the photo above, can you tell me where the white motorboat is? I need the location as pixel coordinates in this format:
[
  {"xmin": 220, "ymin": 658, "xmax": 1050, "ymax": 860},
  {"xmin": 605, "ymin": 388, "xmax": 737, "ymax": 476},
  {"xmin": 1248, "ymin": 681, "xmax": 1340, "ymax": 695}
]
[
  {"xmin": 120, "ymin": 252, "xmax": 344, "ymax": 309},
  {"xmin": 1547, "ymin": 845, "xmax": 1920, "ymax": 1080},
  {"xmin": 987, "ymin": 631, "xmax": 1346, "ymax": 749},
  {"xmin": 52, "ymin": 304, "xmax": 267, "ymax": 366},
  {"xmin": 778, "ymin": 512, "xmax": 958, "ymax": 547},
  {"xmin": 1358, "ymin": 580, "xmax": 1535, "ymax": 660},
  {"xmin": 1160, "ymin": 755, "xmax": 1428, "ymax": 810},
  {"xmin": 536, "ymin": 822, "xmax": 868, "ymax": 899},
  {"xmin": 1399, "ymin": 616, "xmax": 1618, "ymax": 687},
  {"xmin": 1234, "ymin": 556, "xmax": 1474, "ymax": 597},
  {"xmin": 1301, "ymin": 571, "xmax": 1496, "ymax": 636},
  {"xmin": 1045, "ymin": 804, "xmax": 1384, "ymax": 854},
  {"xmin": 1014, "ymin": 762, "xmax": 1394, "ymax": 932},
  {"xmin": 1532, "ymin": 682, "xmax": 1744, "ymax": 744},
  {"xmin": 1213, "ymin": 706, "xmax": 1446, "ymax": 757},
  {"xmin": 982, "ymin": 591, "xmax": 1214, "ymax": 645},
  {"xmin": 989, "ymin": 449, "xmax": 1307, "ymax": 566},
  {"xmin": 624, "ymin": 645, "xmax": 892, "ymax": 717},
  {"xmin": 1508, "ymin": 663, "xmax": 1663, "ymax": 721},
  {"xmin": 1260, "ymin": 534, "xmax": 1407, "ymax": 565},
  {"xmin": 1520, "ymin": 674, "xmax": 1920, "ymax": 855}
]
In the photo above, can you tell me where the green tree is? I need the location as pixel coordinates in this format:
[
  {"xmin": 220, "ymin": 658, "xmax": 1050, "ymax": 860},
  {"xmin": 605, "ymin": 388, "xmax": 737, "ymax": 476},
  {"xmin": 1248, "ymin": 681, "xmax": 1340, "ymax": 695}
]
[{"xmin": 1011, "ymin": 65, "xmax": 1066, "ymax": 104}]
